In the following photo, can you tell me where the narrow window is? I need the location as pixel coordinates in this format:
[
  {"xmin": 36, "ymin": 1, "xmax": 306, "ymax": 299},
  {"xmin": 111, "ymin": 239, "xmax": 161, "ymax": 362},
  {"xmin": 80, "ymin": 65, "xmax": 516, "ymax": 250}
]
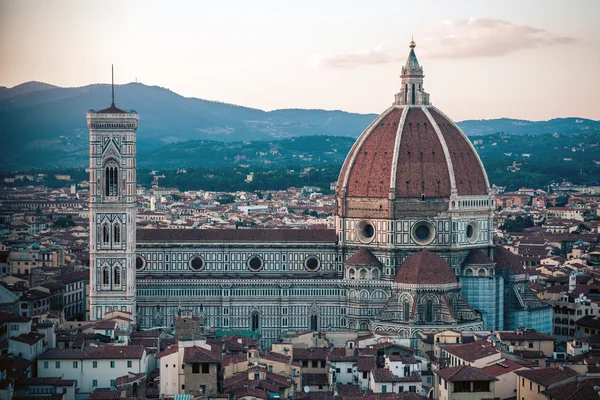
[
  {"xmin": 425, "ymin": 300, "xmax": 434, "ymax": 322},
  {"xmin": 102, "ymin": 223, "xmax": 110, "ymax": 246},
  {"xmin": 113, "ymin": 267, "xmax": 121, "ymax": 286},
  {"xmin": 113, "ymin": 224, "xmax": 120, "ymax": 244},
  {"xmin": 103, "ymin": 267, "xmax": 110, "ymax": 286},
  {"xmin": 251, "ymin": 312, "xmax": 259, "ymax": 331},
  {"xmin": 412, "ymin": 83, "xmax": 416, "ymax": 104}
]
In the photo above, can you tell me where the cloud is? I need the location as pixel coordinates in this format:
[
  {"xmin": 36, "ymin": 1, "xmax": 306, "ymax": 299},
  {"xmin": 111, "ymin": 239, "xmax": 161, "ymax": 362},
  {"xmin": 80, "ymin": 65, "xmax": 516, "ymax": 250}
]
[
  {"xmin": 310, "ymin": 45, "xmax": 395, "ymax": 68},
  {"xmin": 422, "ymin": 18, "xmax": 575, "ymax": 59}
]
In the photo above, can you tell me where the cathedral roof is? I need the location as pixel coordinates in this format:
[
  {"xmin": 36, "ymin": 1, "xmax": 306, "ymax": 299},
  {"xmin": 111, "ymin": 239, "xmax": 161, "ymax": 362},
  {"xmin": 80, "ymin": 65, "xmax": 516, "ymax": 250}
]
[
  {"xmin": 345, "ymin": 248, "xmax": 381, "ymax": 266},
  {"xmin": 95, "ymin": 103, "xmax": 128, "ymax": 114},
  {"xmin": 493, "ymin": 246, "xmax": 524, "ymax": 276},
  {"xmin": 394, "ymin": 250, "xmax": 457, "ymax": 285},
  {"xmin": 137, "ymin": 228, "xmax": 337, "ymax": 243},
  {"xmin": 463, "ymin": 249, "xmax": 495, "ymax": 266},
  {"xmin": 337, "ymin": 41, "xmax": 489, "ymax": 201},
  {"xmin": 337, "ymin": 106, "xmax": 488, "ymax": 199}
]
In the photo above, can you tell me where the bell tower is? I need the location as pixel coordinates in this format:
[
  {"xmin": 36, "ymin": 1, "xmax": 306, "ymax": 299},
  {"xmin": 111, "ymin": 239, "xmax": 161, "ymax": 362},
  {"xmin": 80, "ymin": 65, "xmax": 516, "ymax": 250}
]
[{"xmin": 88, "ymin": 66, "xmax": 138, "ymax": 321}]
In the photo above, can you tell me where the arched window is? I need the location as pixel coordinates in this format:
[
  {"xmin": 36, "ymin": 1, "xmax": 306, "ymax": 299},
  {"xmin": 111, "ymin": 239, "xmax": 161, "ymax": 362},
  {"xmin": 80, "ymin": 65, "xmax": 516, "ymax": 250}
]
[
  {"xmin": 403, "ymin": 301, "xmax": 410, "ymax": 322},
  {"xmin": 411, "ymin": 83, "xmax": 416, "ymax": 104},
  {"xmin": 359, "ymin": 269, "xmax": 367, "ymax": 280},
  {"xmin": 113, "ymin": 267, "xmax": 121, "ymax": 286},
  {"xmin": 251, "ymin": 312, "xmax": 260, "ymax": 331},
  {"xmin": 372, "ymin": 269, "xmax": 379, "ymax": 280},
  {"xmin": 113, "ymin": 223, "xmax": 121, "ymax": 245},
  {"xmin": 425, "ymin": 300, "xmax": 434, "ymax": 323},
  {"xmin": 478, "ymin": 268, "xmax": 486, "ymax": 277},
  {"xmin": 104, "ymin": 161, "xmax": 119, "ymax": 197},
  {"xmin": 102, "ymin": 267, "xmax": 109, "ymax": 286},
  {"xmin": 102, "ymin": 223, "xmax": 110, "ymax": 246},
  {"xmin": 349, "ymin": 268, "xmax": 356, "ymax": 280}
]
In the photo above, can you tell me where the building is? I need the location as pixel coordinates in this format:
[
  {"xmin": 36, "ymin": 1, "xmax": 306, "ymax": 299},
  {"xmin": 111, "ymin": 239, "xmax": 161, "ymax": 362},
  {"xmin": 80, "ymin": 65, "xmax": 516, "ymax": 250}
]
[
  {"xmin": 434, "ymin": 365, "xmax": 498, "ymax": 400},
  {"xmin": 88, "ymin": 41, "xmax": 551, "ymax": 348},
  {"xmin": 36, "ymin": 345, "xmax": 148, "ymax": 397},
  {"xmin": 514, "ymin": 366, "xmax": 578, "ymax": 400},
  {"xmin": 87, "ymin": 75, "xmax": 139, "ymax": 320}
]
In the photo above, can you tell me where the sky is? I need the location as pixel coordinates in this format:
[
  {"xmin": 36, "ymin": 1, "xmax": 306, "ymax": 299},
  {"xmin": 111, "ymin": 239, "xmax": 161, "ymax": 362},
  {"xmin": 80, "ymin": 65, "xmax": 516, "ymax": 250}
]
[{"xmin": 1, "ymin": 0, "xmax": 599, "ymax": 121}]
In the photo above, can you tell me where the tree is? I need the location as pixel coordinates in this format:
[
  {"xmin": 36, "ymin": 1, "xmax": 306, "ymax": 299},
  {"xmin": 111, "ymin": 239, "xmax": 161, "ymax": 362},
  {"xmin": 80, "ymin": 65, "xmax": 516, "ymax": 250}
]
[{"xmin": 500, "ymin": 215, "xmax": 534, "ymax": 232}]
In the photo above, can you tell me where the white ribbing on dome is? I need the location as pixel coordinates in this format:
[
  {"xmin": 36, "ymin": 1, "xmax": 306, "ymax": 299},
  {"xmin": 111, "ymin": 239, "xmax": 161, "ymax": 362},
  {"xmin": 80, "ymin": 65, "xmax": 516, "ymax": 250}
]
[
  {"xmin": 339, "ymin": 106, "xmax": 396, "ymax": 190},
  {"xmin": 388, "ymin": 106, "xmax": 410, "ymax": 198},
  {"xmin": 422, "ymin": 106, "xmax": 457, "ymax": 196},
  {"xmin": 430, "ymin": 107, "xmax": 491, "ymax": 191}
]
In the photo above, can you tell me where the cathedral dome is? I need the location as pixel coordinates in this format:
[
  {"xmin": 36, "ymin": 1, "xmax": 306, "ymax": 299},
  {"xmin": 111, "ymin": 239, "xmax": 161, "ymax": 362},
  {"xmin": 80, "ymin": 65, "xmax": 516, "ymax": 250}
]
[
  {"xmin": 394, "ymin": 250, "xmax": 457, "ymax": 285},
  {"xmin": 337, "ymin": 41, "xmax": 489, "ymax": 202}
]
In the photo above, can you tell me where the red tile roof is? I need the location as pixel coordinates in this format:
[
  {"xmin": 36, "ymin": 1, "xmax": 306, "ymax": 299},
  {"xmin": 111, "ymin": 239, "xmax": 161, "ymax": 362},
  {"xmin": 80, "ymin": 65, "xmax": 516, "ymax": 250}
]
[
  {"xmin": 442, "ymin": 341, "xmax": 499, "ymax": 362},
  {"xmin": 183, "ymin": 346, "xmax": 221, "ymax": 363},
  {"xmin": 345, "ymin": 248, "xmax": 381, "ymax": 266},
  {"xmin": 515, "ymin": 366, "xmax": 578, "ymax": 387},
  {"xmin": 494, "ymin": 246, "xmax": 524, "ymax": 275},
  {"xmin": 463, "ymin": 249, "xmax": 495, "ymax": 265},
  {"xmin": 435, "ymin": 365, "xmax": 497, "ymax": 382},
  {"xmin": 480, "ymin": 359, "xmax": 528, "ymax": 377},
  {"xmin": 395, "ymin": 250, "xmax": 457, "ymax": 285}
]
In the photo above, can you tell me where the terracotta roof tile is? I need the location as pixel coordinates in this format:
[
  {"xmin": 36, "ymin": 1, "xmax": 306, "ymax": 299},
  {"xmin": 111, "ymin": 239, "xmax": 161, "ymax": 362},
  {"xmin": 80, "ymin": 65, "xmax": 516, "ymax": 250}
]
[
  {"xmin": 463, "ymin": 249, "xmax": 495, "ymax": 266},
  {"xmin": 345, "ymin": 248, "xmax": 382, "ymax": 266},
  {"xmin": 395, "ymin": 250, "xmax": 457, "ymax": 285},
  {"xmin": 442, "ymin": 341, "xmax": 499, "ymax": 362},
  {"xmin": 435, "ymin": 365, "xmax": 497, "ymax": 382},
  {"xmin": 515, "ymin": 366, "xmax": 578, "ymax": 387}
]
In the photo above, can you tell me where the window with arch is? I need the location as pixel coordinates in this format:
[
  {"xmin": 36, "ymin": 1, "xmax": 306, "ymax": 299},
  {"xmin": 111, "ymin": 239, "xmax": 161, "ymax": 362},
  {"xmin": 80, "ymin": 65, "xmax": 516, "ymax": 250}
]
[
  {"xmin": 372, "ymin": 269, "xmax": 380, "ymax": 280},
  {"xmin": 403, "ymin": 301, "xmax": 410, "ymax": 322},
  {"xmin": 104, "ymin": 161, "xmax": 119, "ymax": 197},
  {"xmin": 359, "ymin": 269, "xmax": 367, "ymax": 280},
  {"xmin": 425, "ymin": 300, "xmax": 434, "ymax": 323},
  {"xmin": 348, "ymin": 268, "xmax": 356, "ymax": 280},
  {"xmin": 113, "ymin": 267, "xmax": 121, "ymax": 286},
  {"xmin": 102, "ymin": 223, "xmax": 110, "ymax": 246},
  {"xmin": 102, "ymin": 267, "xmax": 110, "ymax": 286},
  {"xmin": 113, "ymin": 223, "xmax": 121, "ymax": 245}
]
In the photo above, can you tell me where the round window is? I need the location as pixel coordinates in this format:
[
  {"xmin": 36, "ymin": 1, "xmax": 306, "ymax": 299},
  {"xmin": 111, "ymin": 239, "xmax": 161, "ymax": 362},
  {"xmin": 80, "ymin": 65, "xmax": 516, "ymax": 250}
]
[
  {"xmin": 356, "ymin": 220, "xmax": 376, "ymax": 243},
  {"xmin": 304, "ymin": 256, "xmax": 321, "ymax": 272},
  {"xmin": 411, "ymin": 221, "xmax": 435, "ymax": 245},
  {"xmin": 189, "ymin": 255, "xmax": 205, "ymax": 272},
  {"xmin": 135, "ymin": 255, "xmax": 145, "ymax": 271},
  {"xmin": 466, "ymin": 221, "xmax": 479, "ymax": 244},
  {"xmin": 247, "ymin": 255, "xmax": 264, "ymax": 272}
]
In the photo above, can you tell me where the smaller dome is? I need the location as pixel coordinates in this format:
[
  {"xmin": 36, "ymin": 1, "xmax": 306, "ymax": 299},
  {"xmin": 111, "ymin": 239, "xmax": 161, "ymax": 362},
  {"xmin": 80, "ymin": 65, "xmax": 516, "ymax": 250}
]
[
  {"xmin": 395, "ymin": 250, "xmax": 457, "ymax": 285},
  {"xmin": 345, "ymin": 248, "xmax": 381, "ymax": 266},
  {"xmin": 493, "ymin": 246, "xmax": 524, "ymax": 276},
  {"xmin": 462, "ymin": 249, "xmax": 495, "ymax": 266}
]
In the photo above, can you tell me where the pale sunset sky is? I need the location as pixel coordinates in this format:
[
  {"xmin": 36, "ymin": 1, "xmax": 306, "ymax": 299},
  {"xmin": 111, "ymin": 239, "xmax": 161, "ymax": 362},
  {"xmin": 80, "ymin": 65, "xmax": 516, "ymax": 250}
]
[{"xmin": 1, "ymin": 0, "xmax": 599, "ymax": 121}]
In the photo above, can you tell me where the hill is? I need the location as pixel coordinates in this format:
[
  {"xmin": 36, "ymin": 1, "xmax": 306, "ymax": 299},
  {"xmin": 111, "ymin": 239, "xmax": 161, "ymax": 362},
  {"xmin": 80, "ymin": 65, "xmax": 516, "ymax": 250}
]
[{"xmin": 0, "ymin": 81, "xmax": 599, "ymax": 170}]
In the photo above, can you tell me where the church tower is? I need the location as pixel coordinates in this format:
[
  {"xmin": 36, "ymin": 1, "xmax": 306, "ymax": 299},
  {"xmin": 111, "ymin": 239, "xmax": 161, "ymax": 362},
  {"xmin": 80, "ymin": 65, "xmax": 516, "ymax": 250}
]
[{"xmin": 87, "ymin": 67, "xmax": 139, "ymax": 321}]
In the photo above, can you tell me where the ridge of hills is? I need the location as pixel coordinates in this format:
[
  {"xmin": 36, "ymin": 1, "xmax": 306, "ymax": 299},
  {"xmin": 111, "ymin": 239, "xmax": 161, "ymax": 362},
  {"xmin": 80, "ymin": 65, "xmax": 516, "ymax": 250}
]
[{"xmin": 0, "ymin": 81, "xmax": 599, "ymax": 171}]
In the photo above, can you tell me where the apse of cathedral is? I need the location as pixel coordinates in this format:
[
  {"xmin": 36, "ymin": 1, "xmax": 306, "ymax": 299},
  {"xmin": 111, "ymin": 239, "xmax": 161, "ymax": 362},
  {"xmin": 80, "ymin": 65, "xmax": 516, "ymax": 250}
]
[{"xmin": 88, "ymin": 43, "xmax": 551, "ymax": 348}]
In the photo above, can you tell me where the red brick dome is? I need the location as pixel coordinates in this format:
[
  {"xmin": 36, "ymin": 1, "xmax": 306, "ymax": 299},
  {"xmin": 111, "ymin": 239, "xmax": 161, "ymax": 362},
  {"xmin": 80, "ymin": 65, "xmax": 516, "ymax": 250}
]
[
  {"xmin": 337, "ymin": 105, "xmax": 489, "ymax": 199},
  {"xmin": 395, "ymin": 250, "xmax": 457, "ymax": 285}
]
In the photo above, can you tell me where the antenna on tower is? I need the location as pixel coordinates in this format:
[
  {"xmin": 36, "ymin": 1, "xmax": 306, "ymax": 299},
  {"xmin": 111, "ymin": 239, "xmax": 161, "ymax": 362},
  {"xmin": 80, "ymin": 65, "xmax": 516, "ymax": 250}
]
[{"xmin": 111, "ymin": 64, "xmax": 115, "ymax": 106}]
